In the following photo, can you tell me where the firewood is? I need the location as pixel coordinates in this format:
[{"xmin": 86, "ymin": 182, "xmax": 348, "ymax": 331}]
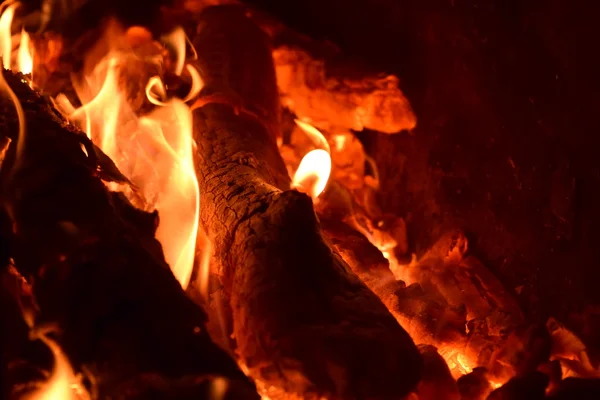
[
  {"xmin": 487, "ymin": 371, "xmax": 548, "ymax": 400},
  {"xmin": 0, "ymin": 69, "xmax": 255, "ymax": 398},
  {"xmin": 415, "ymin": 344, "xmax": 460, "ymax": 400},
  {"xmin": 314, "ymin": 180, "xmax": 542, "ymax": 382},
  {"xmin": 190, "ymin": 5, "xmax": 423, "ymax": 399},
  {"xmin": 319, "ymin": 215, "xmax": 467, "ymax": 346},
  {"xmin": 272, "ymin": 45, "xmax": 417, "ymax": 134}
]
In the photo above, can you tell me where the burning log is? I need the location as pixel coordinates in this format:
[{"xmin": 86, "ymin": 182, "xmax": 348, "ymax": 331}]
[
  {"xmin": 317, "ymin": 183, "xmax": 552, "ymax": 387},
  {"xmin": 318, "ymin": 214, "xmax": 467, "ymax": 347},
  {"xmin": 0, "ymin": 69, "xmax": 256, "ymax": 398},
  {"xmin": 190, "ymin": 5, "xmax": 423, "ymax": 399},
  {"xmin": 272, "ymin": 45, "xmax": 417, "ymax": 134}
]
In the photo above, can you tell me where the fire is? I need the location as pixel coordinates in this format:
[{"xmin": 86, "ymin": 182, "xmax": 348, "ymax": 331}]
[
  {"xmin": 24, "ymin": 331, "xmax": 90, "ymax": 400},
  {"xmin": 0, "ymin": 1, "xmax": 26, "ymax": 169},
  {"xmin": 7, "ymin": 265, "xmax": 91, "ymax": 400},
  {"xmin": 17, "ymin": 28, "xmax": 32, "ymax": 74},
  {"xmin": 0, "ymin": 1, "xmax": 33, "ymax": 76},
  {"xmin": 291, "ymin": 120, "xmax": 332, "ymax": 199},
  {"xmin": 56, "ymin": 21, "xmax": 201, "ymax": 289}
]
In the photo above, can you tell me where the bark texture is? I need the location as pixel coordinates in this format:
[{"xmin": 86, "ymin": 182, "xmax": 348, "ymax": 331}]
[{"xmin": 191, "ymin": 5, "xmax": 422, "ymax": 399}]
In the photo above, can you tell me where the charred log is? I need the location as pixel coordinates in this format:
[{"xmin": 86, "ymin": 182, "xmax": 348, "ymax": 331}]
[
  {"xmin": 457, "ymin": 368, "xmax": 493, "ymax": 400},
  {"xmin": 190, "ymin": 5, "xmax": 422, "ymax": 399},
  {"xmin": 0, "ymin": 69, "xmax": 255, "ymax": 398},
  {"xmin": 487, "ymin": 372, "xmax": 548, "ymax": 400},
  {"xmin": 415, "ymin": 344, "xmax": 460, "ymax": 400}
]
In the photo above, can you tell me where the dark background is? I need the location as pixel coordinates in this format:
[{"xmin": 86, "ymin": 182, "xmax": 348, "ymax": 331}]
[{"xmin": 245, "ymin": 0, "xmax": 600, "ymax": 349}]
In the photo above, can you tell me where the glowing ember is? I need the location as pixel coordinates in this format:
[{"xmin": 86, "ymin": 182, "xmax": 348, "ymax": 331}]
[{"xmin": 291, "ymin": 120, "xmax": 332, "ymax": 199}]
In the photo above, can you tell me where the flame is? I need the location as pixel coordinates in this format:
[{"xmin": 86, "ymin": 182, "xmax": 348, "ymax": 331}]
[
  {"xmin": 294, "ymin": 119, "xmax": 330, "ymax": 153},
  {"xmin": 10, "ymin": 267, "xmax": 91, "ymax": 400},
  {"xmin": 138, "ymin": 99, "xmax": 200, "ymax": 289},
  {"xmin": 292, "ymin": 149, "xmax": 331, "ymax": 199},
  {"xmin": 291, "ymin": 120, "xmax": 331, "ymax": 199},
  {"xmin": 197, "ymin": 228, "xmax": 213, "ymax": 301},
  {"xmin": 0, "ymin": 0, "xmax": 17, "ymax": 70},
  {"xmin": 332, "ymin": 133, "xmax": 347, "ymax": 152},
  {"xmin": 0, "ymin": 1, "xmax": 34, "ymax": 77},
  {"xmin": 159, "ymin": 26, "xmax": 203, "ymax": 101},
  {"xmin": 58, "ymin": 23, "xmax": 201, "ymax": 289},
  {"xmin": 24, "ymin": 332, "xmax": 90, "ymax": 400},
  {"xmin": 161, "ymin": 26, "xmax": 186, "ymax": 76},
  {"xmin": 0, "ymin": 1, "xmax": 27, "ymax": 170},
  {"xmin": 17, "ymin": 28, "xmax": 32, "ymax": 74}
]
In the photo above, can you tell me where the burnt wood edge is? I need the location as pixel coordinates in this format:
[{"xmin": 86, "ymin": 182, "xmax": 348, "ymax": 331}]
[
  {"xmin": 189, "ymin": 5, "xmax": 422, "ymax": 399},
  {"xmin": 0, "ymin": 68, "xmax": 257, "ymax": 398}
]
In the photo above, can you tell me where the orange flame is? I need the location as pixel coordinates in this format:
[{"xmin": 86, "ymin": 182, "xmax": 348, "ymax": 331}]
[
  {"xmin": 159, "ymin": 26, "xmax": 202, "ymax": 102},
  {"xmin": 17, "ymin": 28, "xmax": 32, "ymax": 74},
  {"xmin": 291, "ymin": 120, "xmax": 332, "ymax": 199},
  {"xmin": 138, "ymin": 94, "xmax": 200, "ymax": 289},
  {"xmin": 24, "ymin": 331, "xmax": 91, "ymax": 400},
  {"xmin": 0, "ymin": 0, "xmax": 17, "ymax": 70},
  {"xmin": 57, "ymin": 23, "xmax": 201, "ymax": 289},
  {"xmin": 12, "ymin": 271, "xmax": 91, "ymax": 400},
  {"xmin": 161, "ymin": 26, "xmax": 186, "ymax": 76},
  {"xmin": 0, "ymin": 1, "xmax": 34, "ymax": 78},
  {"xmin": 197, "ymin": 228, "xmax": 213, "ymax": 301}
]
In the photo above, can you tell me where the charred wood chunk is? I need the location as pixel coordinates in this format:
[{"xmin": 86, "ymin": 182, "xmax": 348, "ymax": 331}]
[
  {"xmin": 0, "ymin": 69, "xmax": 254, "ymax": 397},
  {"xmin": 487, "ymin": 371, "xmax": 548, "ymax": 400},
  {"xmin": 457, "ymin": 368, "xmax": 492, "ymax": 400},
  {"xmin": 319, "ymin": 215, "xmax": 467, "ymax": 348},
  {"xmin": 191, "ymin": 5, "xmax": 422, "ymax": 399},
  {"xmin": 547, "ymin": 378, "xmax": 600, "ymax": 400},
  {"xmin": 416, "ymin": 344, "xmax": 460, "ymax": 400}
]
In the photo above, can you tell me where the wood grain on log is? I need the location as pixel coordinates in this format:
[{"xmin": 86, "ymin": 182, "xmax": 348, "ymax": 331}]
[
  {"xmin": 191, "ymin": 5, "xmax": 423, "ymax": 399},
  {"xmin": 0, "ymin": 69, "xmax": 255, "ymax": 398}
]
